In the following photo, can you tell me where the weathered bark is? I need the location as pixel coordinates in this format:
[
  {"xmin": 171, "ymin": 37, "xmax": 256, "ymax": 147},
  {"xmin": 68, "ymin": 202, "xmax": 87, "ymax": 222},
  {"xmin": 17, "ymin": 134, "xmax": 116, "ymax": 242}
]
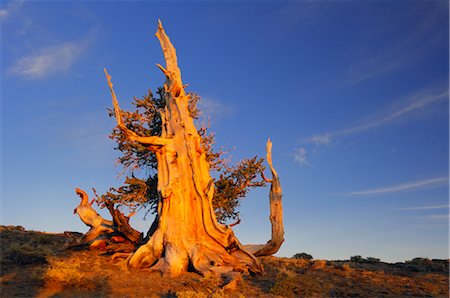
[
  {"xmin": 72, "ymin": 188, "xmax": 141, "ymax": 248},
  {"xmin": 103, "ymin": 20, "xmax": 283, "ymax": 276},
  {"xmin": 103, "ymin": 200, "xmax": 142, "ymax": 243},
  {"xmin": 243, "ymin": 140, "xmax": 284, "ymax": 256}
]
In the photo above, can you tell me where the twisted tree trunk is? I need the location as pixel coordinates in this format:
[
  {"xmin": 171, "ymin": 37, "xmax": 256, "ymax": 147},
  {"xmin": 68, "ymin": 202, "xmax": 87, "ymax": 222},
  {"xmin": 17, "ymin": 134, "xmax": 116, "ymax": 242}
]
[{"xmin": 103, "ymin": 20, "xmax": 283, "ymax": 276}]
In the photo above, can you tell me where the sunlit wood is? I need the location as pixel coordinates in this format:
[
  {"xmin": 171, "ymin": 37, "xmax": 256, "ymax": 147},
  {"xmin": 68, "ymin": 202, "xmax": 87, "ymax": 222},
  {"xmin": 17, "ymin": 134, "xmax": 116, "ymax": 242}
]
[
  {"xmin": 98, "ymin": 21, "xmax": 284, "ymax": 276},
  {"xmin": 73, "ymin": 188, "xmax": 141, "ymax": 247}
]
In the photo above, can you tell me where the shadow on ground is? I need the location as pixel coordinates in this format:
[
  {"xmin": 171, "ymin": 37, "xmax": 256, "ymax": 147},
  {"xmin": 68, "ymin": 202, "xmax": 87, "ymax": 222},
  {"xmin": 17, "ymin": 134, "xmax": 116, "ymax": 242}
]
[{"xmin": 1, "ymin": 226, "xmax": 448, "ymax": 297}]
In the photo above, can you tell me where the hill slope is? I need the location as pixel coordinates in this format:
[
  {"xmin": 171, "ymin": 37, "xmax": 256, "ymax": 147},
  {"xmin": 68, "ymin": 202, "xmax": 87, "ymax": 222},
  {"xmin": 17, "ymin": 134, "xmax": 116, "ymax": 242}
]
[{"xmin": 1, "ymin": 226, "xmax": 448, "ymax": 297}]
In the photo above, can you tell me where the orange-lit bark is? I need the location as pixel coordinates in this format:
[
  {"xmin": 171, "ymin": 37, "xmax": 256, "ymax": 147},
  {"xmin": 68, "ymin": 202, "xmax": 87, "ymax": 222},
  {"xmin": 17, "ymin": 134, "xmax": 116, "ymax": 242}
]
[
  {"xmin": 244, "ymin": 140, "xmax": 284, "ymax": 256},
  {"xmin": 72, "ymin": 188, "xmax": 141, "ymax": 248},
  {"xmin": 102, "ymin": 21, "xmax": 283, "ymax": 276}
]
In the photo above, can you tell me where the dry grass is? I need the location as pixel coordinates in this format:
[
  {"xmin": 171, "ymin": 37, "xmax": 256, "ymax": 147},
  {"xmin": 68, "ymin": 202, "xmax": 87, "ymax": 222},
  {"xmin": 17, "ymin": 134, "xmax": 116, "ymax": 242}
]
[
  {"xmin": 44, "ymin": 258, "xmax": 85, "ymax": 285},
  {"xmin": 1, "ymin": 226, "xmax": 448, "ymax": 297}
]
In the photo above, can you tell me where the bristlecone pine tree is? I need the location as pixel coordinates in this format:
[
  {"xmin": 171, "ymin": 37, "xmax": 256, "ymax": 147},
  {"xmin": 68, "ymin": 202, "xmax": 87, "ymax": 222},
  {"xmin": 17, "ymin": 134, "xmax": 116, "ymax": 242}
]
[{"xmin": 76, "ymin": 20, "xmax": 284, "ymax": 276}]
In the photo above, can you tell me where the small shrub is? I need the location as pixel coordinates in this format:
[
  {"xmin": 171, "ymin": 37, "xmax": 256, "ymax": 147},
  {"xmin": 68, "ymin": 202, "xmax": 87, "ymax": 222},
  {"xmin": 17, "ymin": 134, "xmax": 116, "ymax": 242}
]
[
  {"xmin": 335, "ymin": 263, "xmax": 352, "ymax": 272},
  {"xmin": 0, "ymin": 225, "xmax": 25, "ymax": 232},
  {"xmin": 270, "ymin": 276, "xmax": 299, "ymax": 297},
  {"xmin": 366, "ymin": 257, "xmax": 381, "ymax": 264},
  {"xmin": 292, "ymin": 252, "xmax": 313, "ymax": 260},
  {"xmin": 349, "ymin": 255, "xmax": 380, "ymax": 264},
  {"xmin": 350, "ymin": 255, "xmax": 364, "ymax": 263},
  {"xmin": 311, "ymin": 260, "xmax": 327, "ymax": 269},
  {"xmin": 342, "ymin": 264, "xmax": 351, "ymax": 272},
  {"xmin": 408, "ymin": 257, "xmax": 431, "ymax": 265}
]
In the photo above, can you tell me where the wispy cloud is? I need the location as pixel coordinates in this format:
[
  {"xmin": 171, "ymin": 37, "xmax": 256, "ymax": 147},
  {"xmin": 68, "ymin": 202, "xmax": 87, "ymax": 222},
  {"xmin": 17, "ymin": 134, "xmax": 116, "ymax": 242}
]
[
  {"xmin": 344, "ymin": 177, "xmax": 448, "ymax": 196},
  {"xmin": 197, "ymin": 96, "xmax": 235, "ymax": 123},
  {"xmin": 308, "ymin": 134, "xmax": 331, "ymax": 146},
  {"xmin": 344, "ymin": 4, "xmax": 446, "ymax": 84},
  {"xmin": 398, "ymin": 204, "xmax": 449, "ymax": 211},
  {"xmin": 292, "ymin": 147, "xmax": 309, "ymax": 166},
  {"xmin": 9, "ymin": 40, "xmax": 89, "ymax": 79},
  {"xmin": 302, "ymin": 86, "xmax": 448, "ymax": 146},
  {"xmin": 419, "ymin": 214, "xmax": 449, "ymax": 221},
  {"xmin": 0, "ymin": 0, "xmax": 24, "ymax": 21}
]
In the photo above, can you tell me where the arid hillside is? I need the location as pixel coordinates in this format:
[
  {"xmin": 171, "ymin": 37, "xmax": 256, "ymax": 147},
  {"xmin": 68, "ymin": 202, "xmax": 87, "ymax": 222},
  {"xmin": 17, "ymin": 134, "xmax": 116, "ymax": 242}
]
[{"xmin": 1, "ymin": 226, "xmax": 448, "ymax": 297}]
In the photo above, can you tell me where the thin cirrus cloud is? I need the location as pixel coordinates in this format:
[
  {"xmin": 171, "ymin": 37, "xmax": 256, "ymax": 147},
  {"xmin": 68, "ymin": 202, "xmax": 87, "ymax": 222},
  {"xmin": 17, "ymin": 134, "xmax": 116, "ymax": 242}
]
[
  {"xmin": 197, "ymin": 96, "xmax": 235, "ymax": 123},
  {"xmin": 344, "ymin": 3, "xmax": 446, "ymax": 85},
  {"xmin": 398, "ymin": 204, "xmax": 449, "ymax": 211},
  {"xmin": 302, "ymin": 86, "xmax": 448, "ymax": 147},
  {"xmin": 8, "ymin": 38, "xmax": 90, "ymax": 79},
  {"xmin": 344, "ymin": 177, "xmax": 448, "ymax": 197},
  {"xmin": 419, "ymin": 214, "xmax": 449, "ymax": 221},
  {"xmin": 0, "ymin": 0, "xmax": 24, "ymax": 21}
]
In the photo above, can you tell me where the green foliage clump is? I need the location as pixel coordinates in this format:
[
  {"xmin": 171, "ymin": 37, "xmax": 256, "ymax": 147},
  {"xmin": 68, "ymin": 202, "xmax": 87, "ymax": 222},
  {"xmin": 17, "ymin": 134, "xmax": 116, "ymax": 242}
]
[
  {"xmin": 350, "ymin": 255, "xmax": 381, "ymax": 264},
  {"xmin": 213, "ymin": 156, "xmax": 265, "ymax": 222},
  {"xmin": 99, "ymin": 88, "xmax": 266, "ymax": 223},
  {"xmin": 292, "ymin": 252, "xmax": 313, "ymax": 260},
  {"xmin": 404, "ymin": 257, "xmax": 449, "ymax": 273},
  {"xmin": 366, "ymin": 257, "xmax": 381, "ymax": 264},
  {"xmin": 407, "ymin": 257, "xmax": 431, "ymax": 265},
  {"xmin": 350, "ymin": 255, "xmax": 365, "ymax": 263}
]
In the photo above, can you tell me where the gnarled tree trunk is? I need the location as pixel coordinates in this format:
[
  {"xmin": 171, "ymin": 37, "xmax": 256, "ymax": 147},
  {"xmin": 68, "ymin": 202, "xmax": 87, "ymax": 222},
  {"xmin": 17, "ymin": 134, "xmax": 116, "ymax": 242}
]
[{"xmin": 103, "ymin": 20, "xmax": 283, "ymax": 276}]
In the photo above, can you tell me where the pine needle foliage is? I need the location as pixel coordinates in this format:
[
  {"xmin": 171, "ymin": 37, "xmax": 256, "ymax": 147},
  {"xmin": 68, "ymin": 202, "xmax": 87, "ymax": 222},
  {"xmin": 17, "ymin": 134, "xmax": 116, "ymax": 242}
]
[{"xmin": 98, "ymin": 88, "xmax": 266, "ymax": 223}]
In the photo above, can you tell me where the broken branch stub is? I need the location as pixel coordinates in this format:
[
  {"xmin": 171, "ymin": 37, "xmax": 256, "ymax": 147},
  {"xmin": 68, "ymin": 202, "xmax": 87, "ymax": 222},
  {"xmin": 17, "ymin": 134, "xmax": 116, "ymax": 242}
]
[
  {"xmin": 72, "ymin": 188, "xmax": 141, "ymax": 248},
  {"xmin": 244, "ymin": 139, "xmax": 284, "ymax": 256}
]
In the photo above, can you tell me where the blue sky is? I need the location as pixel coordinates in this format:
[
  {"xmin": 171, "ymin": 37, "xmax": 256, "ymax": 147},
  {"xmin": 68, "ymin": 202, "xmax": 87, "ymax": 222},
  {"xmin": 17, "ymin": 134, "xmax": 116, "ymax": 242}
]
[{"xmin": 1, "ymin": 1, "xmax": 448, "ymax": 262}]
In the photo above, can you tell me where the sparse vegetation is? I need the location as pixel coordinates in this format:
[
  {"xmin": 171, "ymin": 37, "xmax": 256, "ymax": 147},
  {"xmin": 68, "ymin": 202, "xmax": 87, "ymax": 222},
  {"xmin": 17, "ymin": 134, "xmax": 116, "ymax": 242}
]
[
  {"xmin": 350, "ymin": 255, "xmax": 381, "ymax": 264},
  {"xmin": 2, "ymin": 243, "xmax": 48, "ymax": 265},
  {"xmin": 0, "ymin": 226, "xmax": 66, "ymax": 267},
  {"xmin": 44, "ymin": 258, "xmax": 84, "ymax": 285},
  {"xmin": 366, "ymin": 257, "xmax": 381, "ymax": 263},
  {"xmin": 1, "ymin": 226, "xmax": 448, "ymax": 297},
  {"xmin": 350, "ymin": 255, "xmax": 365, "ymax": 263},
  {"xmin": 270, "ymin": 275, "xmax": 299, "ymax": 297},
  {"xmin": 292, "ymin": 252, "xmax": 313, "ymax": 260}
]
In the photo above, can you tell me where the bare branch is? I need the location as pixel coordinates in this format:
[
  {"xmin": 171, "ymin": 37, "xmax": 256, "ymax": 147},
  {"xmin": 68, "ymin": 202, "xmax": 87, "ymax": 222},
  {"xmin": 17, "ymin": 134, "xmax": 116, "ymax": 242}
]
[
  {"xmin": 156, "ymin": 63, "xmax": 169, "ymax": 77},
  {"xmin": 229, "ymin": 218, "xmax": 241, "ymax": 227},
  {"xmin": 103, "ymin": 68, "xmax": 171, "ymax": 147},
  {"xmin": 155, "ymin": 20, "xmax": 180, "ymax": 79},
  {"xmin": 103, "ymin": 68, "xmax": 124, "ymax": 127},
  {"xmin": 266, "ymin": 139, "xmax": 279, "ymax": 180},
  {"xmin": 261, "ymin": 171, "xmax": 272, "ymax": 183},
  {"xmin": 154, "ymin": 20, "xmax": 185, "ymax": 100}
]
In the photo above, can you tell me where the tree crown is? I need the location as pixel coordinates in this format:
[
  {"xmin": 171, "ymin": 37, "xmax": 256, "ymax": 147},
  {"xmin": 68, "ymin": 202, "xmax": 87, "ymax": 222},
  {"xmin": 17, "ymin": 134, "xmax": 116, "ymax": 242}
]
[{"xmin": 97, "ymin": 88, "xmax": 266, "ymax": 223}]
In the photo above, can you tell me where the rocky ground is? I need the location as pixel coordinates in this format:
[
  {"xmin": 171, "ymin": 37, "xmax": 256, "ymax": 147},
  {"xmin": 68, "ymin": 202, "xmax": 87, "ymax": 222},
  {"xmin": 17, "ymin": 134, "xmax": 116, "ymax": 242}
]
[{"xmin": 1, "ymin": 226, "xmax": 448, "ymax": 297}]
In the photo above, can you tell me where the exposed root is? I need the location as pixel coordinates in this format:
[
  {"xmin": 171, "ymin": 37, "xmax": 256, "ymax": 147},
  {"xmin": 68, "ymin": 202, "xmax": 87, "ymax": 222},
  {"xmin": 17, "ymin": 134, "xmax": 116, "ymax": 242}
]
[{"xmin": 128, "ymin": 236, "xmax": 164, "ymax": 269}]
